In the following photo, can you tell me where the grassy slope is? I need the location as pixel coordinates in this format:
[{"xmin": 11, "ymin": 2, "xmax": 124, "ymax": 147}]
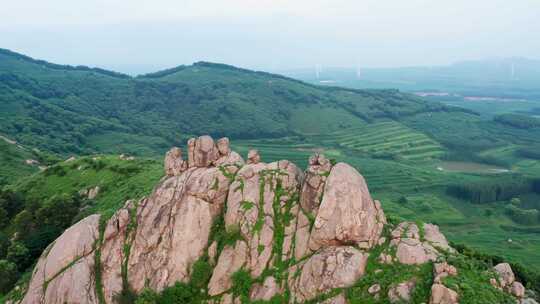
[
  {"xmin": 0, "ymin": 137, "xmax": 38, "ymax": 185},
  {"xmin": 11, "ymin": 155, "xmax": 163, "ymax": 218}
]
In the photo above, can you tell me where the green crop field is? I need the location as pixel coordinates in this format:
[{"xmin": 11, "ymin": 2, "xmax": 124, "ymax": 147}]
[{"xmin": 316, "ymin": 121, "xmax": 446, "ymax": 161}]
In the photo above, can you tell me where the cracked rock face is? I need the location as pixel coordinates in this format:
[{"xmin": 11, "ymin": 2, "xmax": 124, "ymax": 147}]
[
  {"xmin": 389, "ymin": 222, "xmax": 449, "ymax": 265},
  {"xmin": 309, "ymin": 163, "xmax": 385, "ymax": 251},
  {"xmin": 164, "ymin": 147, "xmax": 187, "ymax": 176},
  {"xmin": 288, "ymin": 246, "xmax": 368, "ymax": 303},
  {"xmin": 21, "ymin": 135, "xmax": 510, "ymax": 304},
  {"xmin": 21, "ymin": 215, "xmax": 101, "ymax": 304}
]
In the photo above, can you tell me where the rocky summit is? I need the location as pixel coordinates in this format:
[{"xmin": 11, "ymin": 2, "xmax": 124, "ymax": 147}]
[{"xmin": 15, "ymin": 136, "xmax": 535, "ymax": 304}]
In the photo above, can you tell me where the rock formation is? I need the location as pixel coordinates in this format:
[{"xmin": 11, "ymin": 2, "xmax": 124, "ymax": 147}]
[{"xmin": 15, "ymin": 136, "xmax": 534, "ymax": 304}]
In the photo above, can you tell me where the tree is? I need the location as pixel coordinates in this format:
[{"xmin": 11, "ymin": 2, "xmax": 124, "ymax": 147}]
[
  {"xmin": 0, "ymin": 259, "xmax": 18, "ymax": 293},
  {"xmin": 0, "ymin": 207, "xmax": 7, "ymax": 229},
  {"xmin": 7, "ymin": 242, "xmax": 30, "ymax": 270},
  {"xmin": 35, "ymin": 194, "xmax": 80, "ymax": 230},
  {"xmin": 0, "ymin": 233, "xmax": 9, "ymax": 259}
]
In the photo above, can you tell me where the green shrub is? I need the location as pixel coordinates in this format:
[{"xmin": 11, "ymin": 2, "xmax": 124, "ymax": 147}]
[
  {"xmin": 505, "ymin": 205, "xmax": 539, "ymax": 225},
  {"xmin": 159, "ymin": 282, "xmax": 194, "ymax": 304},
  {"xmin": 190, "ymin": 259, "xmax": 213, "ymax": 290},
  {"xmin": 231, "ymin": 269, "xmax": 253, "ymax": 303},
  {"xmin": 134, "ymin": 288, "xmax": 159, "ymax": 304},
  {"xmin": 6, "ymin": 242, "xmax": 30, "ymax": 270},
  {"xmin": 0, "ymin": 260, "xmax": 18, "ymax": 294}
]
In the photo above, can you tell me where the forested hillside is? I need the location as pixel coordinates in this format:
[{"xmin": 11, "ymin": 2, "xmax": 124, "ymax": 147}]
[{"xmin": 0, "ymin": 48, "xmax": 455, "ymax": 156}]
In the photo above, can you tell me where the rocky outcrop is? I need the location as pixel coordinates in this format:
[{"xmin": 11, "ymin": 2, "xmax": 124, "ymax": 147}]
[
  {"xmin": 164, "ymin": 147, "xmax": 187, "ymax": 176},
  {"xmin": 492, "ymin": 263, "xmax": 527, "ymax": 298},
  {"xmin": 429, "ymin": 283, "xmax": 459, "ymax": 304},
  {"xmin": 388, "ymin": 222, "xmax": 449, "ymax": 265},
  {"xmin": 18, "ymin": 136, "xmax": 531, "ymax": 304},
  {"xmin": 208, "ymin": 241, "xmax": 249, "ymax": 296},
  {"xmin": 288, "ymin": 246, "xmax": 368, "ymax": 303},
  {"xmin": 388, "ymin": 279, "xmax": 416, "ymax": 303},
  {"xmin": 308, "ymin": 162, "xmax": 385, "ymax": 251},
  {"xmin": 21, "ymin": 215, "xmax": 101, "ymax": 304}
]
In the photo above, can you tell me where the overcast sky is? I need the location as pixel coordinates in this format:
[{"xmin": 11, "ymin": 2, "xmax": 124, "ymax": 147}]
[{"xmin": 1, "ymin": 0, "xmax": 539, "ymax": 74}]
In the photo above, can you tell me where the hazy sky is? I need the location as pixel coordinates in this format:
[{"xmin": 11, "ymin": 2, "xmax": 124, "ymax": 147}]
[{"xmin": 1, "ymin": 0, "xmax": 539, "ymax": 74}]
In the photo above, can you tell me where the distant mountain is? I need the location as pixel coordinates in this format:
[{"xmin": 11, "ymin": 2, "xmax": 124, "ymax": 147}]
[
  {"xmin": 0, "ymin": 48, "xmax": 454, "ymax": 156},
  {"xmin": 282, "ymin": 58, "xmax": 540, "ymax": 98}
]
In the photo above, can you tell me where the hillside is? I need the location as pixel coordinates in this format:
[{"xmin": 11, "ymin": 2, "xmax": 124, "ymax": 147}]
[
  {"xmin": 0, "ymin": 48, "xmax": 455, "ymax": 157},
  {"xmin": 3, "ymin": 137, "xmax": 537, "ymax": 304}
]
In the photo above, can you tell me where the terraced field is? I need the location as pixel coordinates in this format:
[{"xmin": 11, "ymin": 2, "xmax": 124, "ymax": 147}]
[{"xmin": 318, "ymin": 121, "xmax": 446, "ymax": 161}]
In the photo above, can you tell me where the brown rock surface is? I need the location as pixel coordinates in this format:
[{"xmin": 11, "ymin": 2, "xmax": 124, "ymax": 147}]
[
  {"xmin": 289, "ymin": 246, "xmax": 368, "ymax": 303},
  {"xmin": 21, "ymin": 215, "xmax": 101, "ymax": 304},
  {"xmin": 494, "ymin": 262, "xmax": 516, "ymax": 288},
  {"xmin": 388, "ymin": 279, "xmax": 416, "ymax": 303},
  {"xmin": 164, "ymin": 147, "xmax": 187, "ymax": 176},
  {"xmin": 309, "ymin": 162, "xmax": 385, "ymax": 251},
  {"xmin": 208, "ymin": 241, "xmax": 249, "ymax": 296},
  {"xmin": 249, "ymin": 276, "xmax": 281, "ymax": 301},
  {"xmin": 127, "ymin": 165, "xmax": 232, "ymax": 293},
  {"xmin": 390, "ymin": 222, "xmax": 441, "ymax": 265},
  {"xmin": 429, "ymin": 283, "xmax": 459, "ymax": 304}
]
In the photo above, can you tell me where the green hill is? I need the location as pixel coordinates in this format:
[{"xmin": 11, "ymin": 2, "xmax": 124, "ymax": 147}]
[{"xmin": 0, "ymin": 48, "xmax": 456, "ymax": 157}]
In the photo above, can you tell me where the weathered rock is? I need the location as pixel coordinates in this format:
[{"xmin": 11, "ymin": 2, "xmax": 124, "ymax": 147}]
[
  {"xmin": 164, "ymin": 147, "xmax": 187, "ymax": 176},
  {"xmin": 300, "ymin": 153, "xmax": 332, "ymax": 213},
  {"xmin": 25, "ymin": 159, "xmax": 39, "ymax": 165},
  {"xmin": 433, "ymin": 262, "xmax": 458, "ymax": 284},
  {"xmin": 424, "ymin": 223, "xmax": 454, "ymax": 252},
  {"xmin": 217, "ymin": 137, "xmax": 231, "ymax": 155},
  {"xmin": 494, "ymin": 263, "xmax": 516, "ymax": 288},
  {"xmin": 21, "ymin": 215, "xmax": 101, "ymax": 304},
  {"xmin": 214, "ymin": 137, "xmax": 245, "ymax": 166},
  {"xmin": 395, "ymin": 238, "xmax": 438, "ymax": 265},
  {"xmin": 429, "ymin": 283, "xmax": 459, "ymax": 304},
  {"xmin": 187, "ymin": 136, "xmax": 219, "ymax": 167},
  {"xmin": 249, "ymin": 276, "xmax": 281, "ymax": 301},
  {"xmin": 289, "ymin": 246, "xmax": 368, "ymax": 303},
  {"xmin": 309, "ymin": 163, "xmax": 385, "ymax": 251},
  {"xmin": 208, "ymin": 241, "xmax": 218, "ymax": 266},
  {"xmin": 293, "ymin": 205, "xmax": 312, "ymax": 260},
  {"xmin": 378, "ymin": 253, "xmax": 393, "ymax": 264},
  {"xmin": 368, "ymin": 283, "xmax": 381, "ymax": 294},
  {"xmin": 388, "ymin": 279, "xmax": 416, "ymax": 303},
  {"xmin": 390, "ymin": 222, "xmax": 440, "ymax": 265},
  {"xmin": 43, "ymin": 254, "xmax": 98, "ymax": 304},
  {"xmin": 224, "ymin": 159, "xmax": 302, "ymax": 277},
  {"xmin": 127, "ymin": 165, "xmax": 232, "ymax": 293},
  {"xmin": 208, "ymin": 241, "xmax": 249, "ymax": 296},
  {"xmin": 511, "ymin": 281, "xmax": 526, "ymax": 298},
  {"xmin": 247, "ymin": 149, "xmax": 261, "ymax": 164},
  {"xmin": 100, "ymin": 201, "xmax": 135, "ymax": 302},
  {"xmin": 88, "ymin": 186, "xmax": 100, "ymax": 200}
]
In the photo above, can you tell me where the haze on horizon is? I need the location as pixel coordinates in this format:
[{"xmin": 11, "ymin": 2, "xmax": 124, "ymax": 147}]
[{"xmin": 1, "ymin": 0, "xmax": 539, "ymax": 75}]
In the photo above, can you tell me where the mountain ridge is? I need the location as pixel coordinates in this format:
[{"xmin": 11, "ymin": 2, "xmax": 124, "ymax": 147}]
[{"xmin": 0, "ymin": 48, "xmax": 460, "ymax": 157}]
